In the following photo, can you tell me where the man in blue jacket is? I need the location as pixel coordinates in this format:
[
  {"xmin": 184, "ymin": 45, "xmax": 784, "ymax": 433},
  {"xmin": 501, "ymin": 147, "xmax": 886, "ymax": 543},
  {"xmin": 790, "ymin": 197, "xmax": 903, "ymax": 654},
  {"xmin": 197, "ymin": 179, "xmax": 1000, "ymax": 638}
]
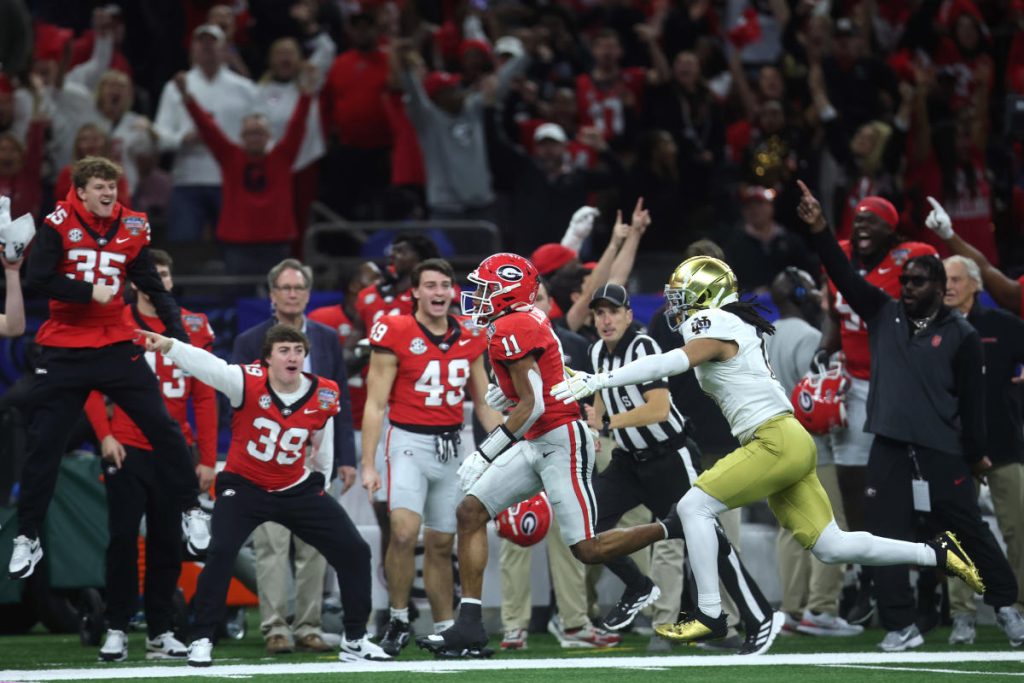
[{"xmin": 232, "ymin": 258, "xmax": 356, "ymax": 655}]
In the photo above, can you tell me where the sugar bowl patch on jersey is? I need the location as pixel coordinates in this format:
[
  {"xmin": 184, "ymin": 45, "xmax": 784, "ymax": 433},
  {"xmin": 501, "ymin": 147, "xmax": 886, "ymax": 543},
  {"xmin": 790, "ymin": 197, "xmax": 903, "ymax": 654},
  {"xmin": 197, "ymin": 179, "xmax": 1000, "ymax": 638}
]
[
  {"xmin": 121, "ymin": 215, "xmax": 151, "ymax": 242},
  {"xmin": 317, "ymin": 387, "xmax": 339, "ymax": 411}
]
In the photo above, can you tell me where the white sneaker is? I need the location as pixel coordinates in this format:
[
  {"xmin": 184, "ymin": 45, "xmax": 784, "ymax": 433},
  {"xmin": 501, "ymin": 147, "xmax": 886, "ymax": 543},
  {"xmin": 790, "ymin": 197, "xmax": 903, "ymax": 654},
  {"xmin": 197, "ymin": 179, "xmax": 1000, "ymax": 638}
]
[
  {"xmin": 182, "ymin": 508, "xmax": 211, "ymax": 555},
  {"xmin": 8, "ymin": 535, "xmax": 42, "ymax": 579},
  {"xmin": 996, "ymin": 606, "xmax": 1024, "ymax": 646},
  {"xmin": 547, "ymin": 617, "xmax": 621, "ymax": 649},
  {"xmin": 99, "ymin": 629, "xmax": 127, "ymax": 662},
  {"xmin": 187, "ymin": 638, "xmax": 213, "ymax": 667},
  {"xmin": 146, "ymin": 631, "xmax": 188, "ymax": 659},
  {"xmin": 339, "ymin": 635, "xmax": 392, "ymax": 662},
  {"xmin": 877, "ymin": 624, "xmax": 924, "ymax": 652},
  {"xmin": 796, "ymin": 610, "xmax": 864, "ymax": 637},
  {"xmin": 949, "ymin": 614, "xmax": 976, "ymax": 644},
  {"xmin": 500, "ymin": 628, "xmax": 528, "ymax": 650}
]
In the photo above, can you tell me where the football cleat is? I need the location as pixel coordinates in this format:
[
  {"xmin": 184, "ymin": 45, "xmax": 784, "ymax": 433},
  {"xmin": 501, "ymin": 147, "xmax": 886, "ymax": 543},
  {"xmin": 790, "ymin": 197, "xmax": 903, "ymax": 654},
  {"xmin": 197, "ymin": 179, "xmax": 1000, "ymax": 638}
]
[
  {"xmin": 145, "ymin": 631, "xmax": 188, "ymax": 659},
  {"xmin": 654, "ymin": 610, "xmax": 728, "ymax": 643},
  {"xmin": 928, "ymin": 531, "xmax": 984, "ymax": 594},
  {"xmin": 416, "ymin": 619, "xmax": 491, "ymax": 659},
  {"xmin": 602, "ymin": 580, "xmax": 661, "ymax": 631},
  {"xmin": 339, "ymin": 635, "xmax": 393, "ymax": 662},
  {"xmin": 738, "ymin": 611, "xmax": 785, "ymax": 655},
  {"xmin": 8, "ymin": 535, "xmax": 42, "ymax": 579},
  {"xmin": 378, "ymin": 618, "xmax": 412, "ymax": 657},
  {"xmin": 187, "ymin": 638, "xmax": 213, "ymax": 667},
  {"xmin": 98, "ymin": 629, "xmax": 128, "ymax": 662}
]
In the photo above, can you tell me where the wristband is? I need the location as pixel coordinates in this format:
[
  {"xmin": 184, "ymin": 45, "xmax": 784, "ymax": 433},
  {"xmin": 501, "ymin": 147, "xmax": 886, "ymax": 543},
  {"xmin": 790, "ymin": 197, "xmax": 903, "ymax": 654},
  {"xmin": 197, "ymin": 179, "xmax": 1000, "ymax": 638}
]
[
  {"xmin": 601, "ymin": 413, "xmax": 611, "ymax": 437},
  {"xmin": 478, "ymin": 424, "xmax": 516, "ymax": 462}
]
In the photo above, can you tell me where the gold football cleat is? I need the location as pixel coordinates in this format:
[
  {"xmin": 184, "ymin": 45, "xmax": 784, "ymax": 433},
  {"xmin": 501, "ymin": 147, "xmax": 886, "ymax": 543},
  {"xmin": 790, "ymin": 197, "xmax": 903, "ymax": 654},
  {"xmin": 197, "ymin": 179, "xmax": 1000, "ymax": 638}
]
[
  {"xmin": 933, "ymin": 531, "xmax": 985, "ymax": 595},
  {"xmin": 654, "ymin": 613, "xmax": 727, "ymax": 643}
]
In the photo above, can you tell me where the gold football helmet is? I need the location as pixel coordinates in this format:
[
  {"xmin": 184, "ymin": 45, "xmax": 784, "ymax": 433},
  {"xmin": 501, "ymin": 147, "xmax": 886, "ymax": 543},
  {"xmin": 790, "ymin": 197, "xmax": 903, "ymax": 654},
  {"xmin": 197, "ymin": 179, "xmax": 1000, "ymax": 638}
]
[{"xmin": 664, "ymin": 256, "xmax": 739, "ymax": 331}]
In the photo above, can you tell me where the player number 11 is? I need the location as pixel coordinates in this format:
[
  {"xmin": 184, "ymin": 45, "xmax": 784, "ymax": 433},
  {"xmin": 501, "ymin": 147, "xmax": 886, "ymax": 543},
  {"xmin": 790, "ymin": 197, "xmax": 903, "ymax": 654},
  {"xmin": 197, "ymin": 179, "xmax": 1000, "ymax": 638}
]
[{"xmin": 501, "ymin": 335, "xmax": 521, "ymax": 357}]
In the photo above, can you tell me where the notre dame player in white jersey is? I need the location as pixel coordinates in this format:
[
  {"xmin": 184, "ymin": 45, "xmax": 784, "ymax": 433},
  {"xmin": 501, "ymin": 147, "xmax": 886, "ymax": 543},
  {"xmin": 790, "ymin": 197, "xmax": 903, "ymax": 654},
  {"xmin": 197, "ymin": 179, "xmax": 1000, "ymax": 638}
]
[{"xmin": 553, "ymin": 256, "xmax": 985, "ymax": 646}]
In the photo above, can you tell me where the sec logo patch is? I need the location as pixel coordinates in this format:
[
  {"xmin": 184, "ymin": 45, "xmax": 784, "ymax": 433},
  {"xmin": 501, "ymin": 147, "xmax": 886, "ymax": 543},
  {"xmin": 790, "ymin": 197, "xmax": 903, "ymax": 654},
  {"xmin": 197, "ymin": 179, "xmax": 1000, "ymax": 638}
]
[
  {"xmin": 409, "ymin": 337, "xmax": 427, "ymax": 355},
  {"xmin": 68, "ymin": 228, "xmax": 84, "ymax": 243},
  {"xmin": 259, "ymin": 394, "xmax": 272, "ymax": 410}
]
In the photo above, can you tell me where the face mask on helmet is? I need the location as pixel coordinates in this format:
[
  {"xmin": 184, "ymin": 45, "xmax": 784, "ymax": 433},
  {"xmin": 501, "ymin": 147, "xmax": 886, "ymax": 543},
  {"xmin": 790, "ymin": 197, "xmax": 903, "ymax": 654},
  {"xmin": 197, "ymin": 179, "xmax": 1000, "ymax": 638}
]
[
  {"xmin": 460, "ymin": 254, "xmax": 538, "ymax": 326},
  {"xmin": 791, "ymin": 356, "xmax": 849, "ymax": 435},
  {"xmin": 663, "ymin": 256, "xmax": 739, "ymax": 332}
]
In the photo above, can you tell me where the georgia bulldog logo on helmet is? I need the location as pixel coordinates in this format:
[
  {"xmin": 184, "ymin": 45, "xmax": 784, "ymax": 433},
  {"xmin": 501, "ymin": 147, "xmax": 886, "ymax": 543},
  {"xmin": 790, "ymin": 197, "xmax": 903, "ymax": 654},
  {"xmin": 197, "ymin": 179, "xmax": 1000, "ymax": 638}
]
[
  {"xmin": 495, "ymin": 492, "xmax": 552, "ymax": 547},
  {"xmin": 791, "ymin": 357, "xmax": 850, "ymax": 435},
  {"xmin": 461, "ymin": 253, "xmax": 538, "ymax": 326}
]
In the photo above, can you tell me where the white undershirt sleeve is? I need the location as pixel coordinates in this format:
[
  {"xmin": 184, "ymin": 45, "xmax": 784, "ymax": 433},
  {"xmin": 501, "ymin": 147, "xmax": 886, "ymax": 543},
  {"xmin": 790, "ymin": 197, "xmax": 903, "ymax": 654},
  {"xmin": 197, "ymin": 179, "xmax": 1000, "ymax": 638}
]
[
  {"xmin": 309, "ymin": 417, "xmax": 335, "ymax": 486},
  {"xmin": 605, "ymin": 348, "xmax": 691, "ymax": 388},
  {"xmin": 165, "ymin": 339, "xmax": 246, "ymax": 407}
]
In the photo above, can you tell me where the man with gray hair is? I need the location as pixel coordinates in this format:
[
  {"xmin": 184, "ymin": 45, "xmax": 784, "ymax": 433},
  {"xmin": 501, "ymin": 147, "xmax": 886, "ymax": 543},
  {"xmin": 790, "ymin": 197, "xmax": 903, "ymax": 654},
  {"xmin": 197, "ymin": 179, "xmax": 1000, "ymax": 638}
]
[
  {"xmin": 231, "ymin": 258, "xmax": 356, "ymax": 654},
  {"xmin": 943, "ymin": 254, "xmax": 1024, "ymax": 645}
]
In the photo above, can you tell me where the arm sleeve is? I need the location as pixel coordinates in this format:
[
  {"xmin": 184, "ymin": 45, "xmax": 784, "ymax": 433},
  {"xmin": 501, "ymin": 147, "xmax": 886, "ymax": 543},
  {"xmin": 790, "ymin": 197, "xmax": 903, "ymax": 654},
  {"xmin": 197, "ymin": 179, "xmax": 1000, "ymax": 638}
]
[
  {"xmin": 165, "ymin": 340, "xmax": 246, "ymax": 406},
  {"xmin": 399, "ymin": 69, "xmax": 429, "ymax": 127},
  {"xmin": 26, "ymin": 223, "xmax": 94, "ymax": 302},
  {"xmin": 511, "ymin": 367, "xmax": 545, "ymax": 438},
  {"xmin": 309, "ymin": 417, "xmax": 335, "ymax": 485},
  {"xmin": 954, "ymin": 330, "xmax": 987, "ymax": 461},
  {"xmin": 809, "ymin": 230, "xmax": 890, "ymax": 322},
  {"xmin": 190, "ymin": 375, "xmax": 219, "ymax": 467},
  {"xmin": 127, "ymin": 247, "xmax": 188, "ymax": 342},
  {"xmin": 84, "ymin": 391, "xmax": 112, "ymax": 441},
  {"xmin": 184, "ymin": 96, "xmax": 234, "ymax": 161},
  {"xmin": 633, "ymin": 337, "xmax": 668, "ymax": 391},
  {"xmin": 605, "ymin": 348, "xmax": 691, "ymax": 388}
]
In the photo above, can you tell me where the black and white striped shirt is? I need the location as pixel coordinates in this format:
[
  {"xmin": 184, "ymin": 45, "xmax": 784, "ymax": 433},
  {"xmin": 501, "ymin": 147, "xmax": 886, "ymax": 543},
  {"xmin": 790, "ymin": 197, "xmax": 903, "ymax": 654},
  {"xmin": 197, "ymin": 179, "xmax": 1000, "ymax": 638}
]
[{"xmin": 589, "ymin": 327, "xmax": 688, "ymax": 452}]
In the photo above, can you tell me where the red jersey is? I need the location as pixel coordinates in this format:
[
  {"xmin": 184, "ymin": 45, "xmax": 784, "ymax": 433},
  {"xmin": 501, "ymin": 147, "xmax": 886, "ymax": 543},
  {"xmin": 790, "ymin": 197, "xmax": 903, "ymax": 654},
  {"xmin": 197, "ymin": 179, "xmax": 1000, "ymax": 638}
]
[
  {"xmin": 828, "ymin": 240, "xmax": 937, "ymax": 380},
  {"xmin": 369, "ymin": 314, "xmax": 486, "ymax": 429},
  {"xmin": 84, "ymin": 306, "xmax": 218, "ymax": 465},
  {"xmin": 35, "ymin": 192, "xmax": 156, "ymax": 348},
  {"xmin": 355, "ymin": 282, "xmax": 414, "ymax": 330},
  {"xmin": 323, "ymin": 49, "xmax": 393, "ymax": 149},
  {"xmin": 308, "ymin": 303, "xmax": 367, "ymax": 429},
  {"xmin": 575, "ymin": 68, "xmax": 646, "ymax": 139},
  {"xmin": 226, "ymin": 366, "xmax": 341, "ymax": 491},
  {"xmin": 488, "ymin": 308, "xmax": 579, "ymax": 439}
]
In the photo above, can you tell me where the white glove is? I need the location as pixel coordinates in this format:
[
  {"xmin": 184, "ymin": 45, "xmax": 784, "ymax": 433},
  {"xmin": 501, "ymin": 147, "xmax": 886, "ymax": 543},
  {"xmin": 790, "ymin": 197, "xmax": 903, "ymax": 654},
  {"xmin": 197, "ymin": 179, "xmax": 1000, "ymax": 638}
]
[
  {"xmin": 0, "ymin": 211, "xmax": 36, "ymax": 262},
  {"xmin": 561, "ymin": 206, "xmax": 600, "ymax": 251},
  {"xmin": 485, "ymin": 383, "xmax": 515, "ymax": 412},
  {"xmin": 457, "ymin": 451, "xmax": 490, "ymax": 494},
  {"xmin": 550, "ymin": 369, "xmax": 609, "ymax": 403},
  {"xmin": 924, "ymin": 196, "xmax": 954, "ymax": 240}
]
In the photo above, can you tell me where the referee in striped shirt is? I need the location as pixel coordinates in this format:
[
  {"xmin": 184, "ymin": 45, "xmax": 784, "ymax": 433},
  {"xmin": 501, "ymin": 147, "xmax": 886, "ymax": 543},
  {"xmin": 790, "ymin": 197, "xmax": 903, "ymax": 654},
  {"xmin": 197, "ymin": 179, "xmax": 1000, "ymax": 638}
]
[{"xmin": 585, "ymin": 284, "xmax": 776, "ymax": 653}]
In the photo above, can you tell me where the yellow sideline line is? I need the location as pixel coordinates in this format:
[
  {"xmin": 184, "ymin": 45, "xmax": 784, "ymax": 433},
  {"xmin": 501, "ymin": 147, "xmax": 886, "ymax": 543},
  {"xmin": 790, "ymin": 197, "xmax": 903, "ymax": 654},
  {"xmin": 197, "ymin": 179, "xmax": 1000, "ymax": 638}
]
[{"xmin": 1, "ymin": 651, "xmax": 1023, "ymax": 680}]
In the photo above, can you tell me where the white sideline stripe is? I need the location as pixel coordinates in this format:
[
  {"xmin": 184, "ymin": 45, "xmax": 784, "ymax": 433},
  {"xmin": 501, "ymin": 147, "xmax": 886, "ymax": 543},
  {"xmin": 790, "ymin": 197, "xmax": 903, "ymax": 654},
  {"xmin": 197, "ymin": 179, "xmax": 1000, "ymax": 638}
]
[
  {"xmin": 825, "ymin": 664, "xmax": 1024, "ymax": 677},
  {"xmin": 2, "ymin": 651, "xmax": 1023, "ymax": 681}
]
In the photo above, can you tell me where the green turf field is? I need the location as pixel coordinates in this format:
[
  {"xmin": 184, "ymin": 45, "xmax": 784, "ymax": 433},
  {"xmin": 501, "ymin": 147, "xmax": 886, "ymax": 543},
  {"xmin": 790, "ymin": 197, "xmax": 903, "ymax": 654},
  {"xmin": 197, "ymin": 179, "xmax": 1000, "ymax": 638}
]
[{"xmin": 1, "ymin": 615, "xmax": 1022, "ymax": 682}]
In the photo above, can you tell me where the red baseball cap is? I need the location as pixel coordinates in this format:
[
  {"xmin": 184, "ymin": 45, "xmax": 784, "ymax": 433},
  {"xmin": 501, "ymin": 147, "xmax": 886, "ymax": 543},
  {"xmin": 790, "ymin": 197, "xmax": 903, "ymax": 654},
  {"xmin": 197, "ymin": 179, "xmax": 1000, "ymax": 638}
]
[
  {"xmin": 34, "ymin": 23, "xmax": 73, "ymax": 62},
  {"xmin": 530, "ymin": 243, "xmax": 577, "ymax": 276},
  {"xmin": 855, "ymin": 196, "xmax": 899, "ymax": 229},
  {"xmin": 459, "ymin": 39, "xmax": 493, "ymax": 61},
  {"xmin": 423, "ymin": 71, "xmax": 461, "ymax": 99}
]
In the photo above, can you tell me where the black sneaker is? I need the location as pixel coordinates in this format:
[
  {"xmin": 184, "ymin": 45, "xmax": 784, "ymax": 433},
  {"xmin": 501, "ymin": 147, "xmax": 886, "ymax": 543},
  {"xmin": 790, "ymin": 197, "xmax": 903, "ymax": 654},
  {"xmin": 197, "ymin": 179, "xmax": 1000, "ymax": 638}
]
[
  {"xmin": 659, "ymin": 509, "xmax": 683, "ymax": 540},
  {"xmin": 738, "ymin": 612, "xmax": 784, "ymax": 655},
  {"xmin": 654, "ymin": 610, "xmax": 728, "ymax": 643},
  {"xmin": 416, "ymin": 619, "xmax": 492, "ymax": 658},
  {"xmin": 602, "ymin": 579, "xmax": 661, "ymax": 631},
  {"xmin": 844, "ymin": 586, "xmax": 875, "ymax": 626},
  {"xmin": 379, "ymin": 618, "xmax": 412, "ymax": 657}
]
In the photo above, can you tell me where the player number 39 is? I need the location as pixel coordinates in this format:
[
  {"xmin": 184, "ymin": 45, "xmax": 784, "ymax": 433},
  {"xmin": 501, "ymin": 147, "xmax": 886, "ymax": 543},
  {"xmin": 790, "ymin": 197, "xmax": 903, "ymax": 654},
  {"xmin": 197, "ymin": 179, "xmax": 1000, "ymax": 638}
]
[{"xmin": 246, "ymin": 417, "xmax": 309, "ymax": 465}]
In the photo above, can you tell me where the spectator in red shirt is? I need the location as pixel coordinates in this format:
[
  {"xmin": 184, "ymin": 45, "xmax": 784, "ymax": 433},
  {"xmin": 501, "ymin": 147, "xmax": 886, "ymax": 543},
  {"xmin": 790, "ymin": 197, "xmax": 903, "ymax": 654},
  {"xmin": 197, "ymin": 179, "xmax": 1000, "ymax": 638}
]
[
  {"xmin": 175, "ymin": 71, "xmax": 313, "ymax": 275},
  {"xmin": 321, "ymin": 11, "xmax": 393, "ymax": 221}
]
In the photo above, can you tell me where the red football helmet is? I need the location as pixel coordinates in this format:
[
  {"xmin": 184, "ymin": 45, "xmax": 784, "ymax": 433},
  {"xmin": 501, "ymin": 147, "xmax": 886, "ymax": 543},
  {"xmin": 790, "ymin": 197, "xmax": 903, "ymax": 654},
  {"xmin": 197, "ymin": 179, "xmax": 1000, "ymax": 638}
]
[
  {"xmin": 495, "ymin": 493, "xmax": 552, "ymax": 547},
  {"xmin": 791, "ymin": 358, "xmax": 849, "ymax": 435},
  {"xmin": 461, "ymin": 253, "xmax": 538, "ymax": 326}
]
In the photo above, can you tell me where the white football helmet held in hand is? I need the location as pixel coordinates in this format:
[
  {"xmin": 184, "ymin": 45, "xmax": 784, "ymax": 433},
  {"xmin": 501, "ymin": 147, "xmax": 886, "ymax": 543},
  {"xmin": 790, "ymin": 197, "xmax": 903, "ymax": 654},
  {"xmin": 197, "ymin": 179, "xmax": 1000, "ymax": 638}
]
[
  {"xmin": 924, "ymin": 196, "xmax": 953, "ymax": 240},
  {"xmin": 0, "ymin": 199, "xmax": 36, "ymax": 262}
]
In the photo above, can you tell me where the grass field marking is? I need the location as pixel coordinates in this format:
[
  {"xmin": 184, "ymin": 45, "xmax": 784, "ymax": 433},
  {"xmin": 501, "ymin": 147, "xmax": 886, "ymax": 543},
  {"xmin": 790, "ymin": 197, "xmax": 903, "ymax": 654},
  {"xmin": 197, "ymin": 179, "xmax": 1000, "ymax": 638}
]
[
  {"xmin": 3, "ymin": 650, "xmax": 1024, "ymax": 681},
  {"xmin": 824, "ymin": 664, "xmax": 1024, "ymax": 677}
]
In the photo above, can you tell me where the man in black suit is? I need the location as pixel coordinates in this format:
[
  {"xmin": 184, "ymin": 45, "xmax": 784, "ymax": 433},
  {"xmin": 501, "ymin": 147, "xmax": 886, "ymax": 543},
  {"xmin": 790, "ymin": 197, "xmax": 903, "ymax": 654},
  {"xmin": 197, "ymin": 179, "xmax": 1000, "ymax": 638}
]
[{"xmin": 231, "ymin": 258, "xmax": 356, "ymax": 655}]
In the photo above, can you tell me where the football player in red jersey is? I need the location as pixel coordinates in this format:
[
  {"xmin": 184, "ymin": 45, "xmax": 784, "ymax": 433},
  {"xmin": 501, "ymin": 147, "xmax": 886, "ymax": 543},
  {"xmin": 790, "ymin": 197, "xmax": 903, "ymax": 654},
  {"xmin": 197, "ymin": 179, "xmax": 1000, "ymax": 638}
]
[
  {"xmin": 83, "ymin": 248, "xmax": 217, "ymax": 662},
  {"xmin": 138, "ymin": 324, "xmax": 391, "ymax": 667},
  {"xmin": 361, "ymin": 258, "xmax": 502, "ymax": 656},
  {"xmin": 9, "ymin": 157, "xmax": 208, "ymax": 582},
  {"xmin": 816, "ymin": 195, "xmax": 936, "ymax": 623},
  {"xmin": 416, "ymin": 253, "xmax": 668, "ymax": 657}
]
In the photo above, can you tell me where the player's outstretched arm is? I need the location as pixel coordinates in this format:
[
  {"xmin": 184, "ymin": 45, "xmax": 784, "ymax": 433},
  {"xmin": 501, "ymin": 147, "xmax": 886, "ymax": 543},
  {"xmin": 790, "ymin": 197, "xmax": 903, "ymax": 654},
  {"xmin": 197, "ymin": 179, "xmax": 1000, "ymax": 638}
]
[
  {"xmin": 551, "ymin": 347, "xmax": 692, "ymax": 402},
  {"xmin": 139, "ymin": 330, "xmax": 245, "ymax": 406}
]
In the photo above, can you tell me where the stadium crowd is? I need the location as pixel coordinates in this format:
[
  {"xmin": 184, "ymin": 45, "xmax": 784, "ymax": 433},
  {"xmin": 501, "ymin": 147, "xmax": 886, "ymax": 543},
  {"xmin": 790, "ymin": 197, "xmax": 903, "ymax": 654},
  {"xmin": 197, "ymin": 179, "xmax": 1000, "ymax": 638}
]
[{"xmin": 1, "ymin": 0, "xmax": 1024, "ymax": 668}]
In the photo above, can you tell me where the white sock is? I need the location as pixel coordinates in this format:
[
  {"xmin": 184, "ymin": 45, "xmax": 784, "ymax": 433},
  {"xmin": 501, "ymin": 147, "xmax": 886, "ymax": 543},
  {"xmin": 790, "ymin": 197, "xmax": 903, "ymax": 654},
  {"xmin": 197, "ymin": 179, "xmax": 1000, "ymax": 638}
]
[
  {"xmin": 390, "ymin": 607, "xmax": 409, "ymax": 624},
  {"xmin": 460, "ymin": 597, "xmax": 482, "ymax": 606},
  {"xmin": 810, "ymin": 521, "xmax": 936, "ymax": 566},
  {"xmin": 678, "ymin": 488, "xmax": 728, "ymax": 619},
  {"xmin": 434, "ymin": 619, "xmax": 454, "ymax": 633}
]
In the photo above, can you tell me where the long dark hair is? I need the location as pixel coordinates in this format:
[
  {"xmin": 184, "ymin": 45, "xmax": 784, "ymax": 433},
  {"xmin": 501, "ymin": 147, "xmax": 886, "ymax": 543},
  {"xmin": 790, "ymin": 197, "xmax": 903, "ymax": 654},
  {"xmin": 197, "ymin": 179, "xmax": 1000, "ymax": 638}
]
[{"xmin": 722, "ymin": 300, "xmax": 776, "ymax": 336}]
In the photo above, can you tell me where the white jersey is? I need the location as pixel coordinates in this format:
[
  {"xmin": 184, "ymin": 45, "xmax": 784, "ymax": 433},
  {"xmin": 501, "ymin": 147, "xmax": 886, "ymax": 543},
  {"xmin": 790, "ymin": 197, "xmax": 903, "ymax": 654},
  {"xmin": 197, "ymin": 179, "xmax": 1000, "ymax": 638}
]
[{"xmin": 681, "ymin": 307, "xmax": 792, "ymax": 444}]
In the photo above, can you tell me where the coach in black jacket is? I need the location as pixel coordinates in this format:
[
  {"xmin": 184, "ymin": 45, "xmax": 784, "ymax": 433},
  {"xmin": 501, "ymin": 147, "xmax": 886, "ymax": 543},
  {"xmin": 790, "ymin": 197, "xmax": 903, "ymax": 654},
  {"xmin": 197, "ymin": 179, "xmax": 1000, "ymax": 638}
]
[
  {"xmin": 798, "ymin": 182, "xmax": 1020, "ymax": 650},
  {"xmin": 231, "ymin": 258, "xmax": 356, "ymax": 654}
]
